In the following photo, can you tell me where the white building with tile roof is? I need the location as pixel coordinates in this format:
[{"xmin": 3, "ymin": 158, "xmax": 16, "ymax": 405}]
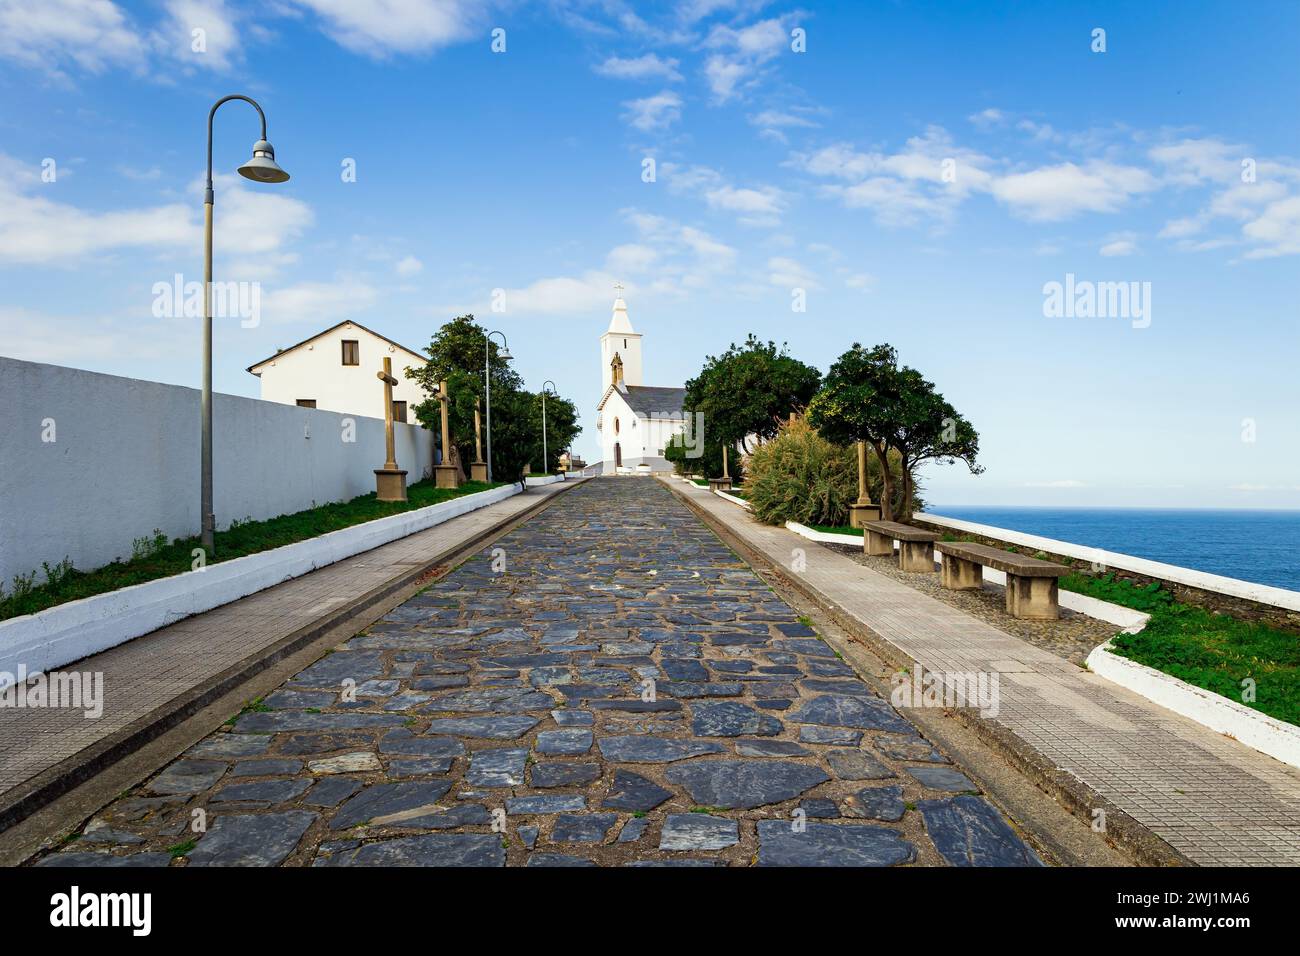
[
  {"xmin": 595, "ymin": 292, "xmax": 688, "ymax": 473},
  {"xmin": 246, "ymin": 320, "xmax": 430, "ymax": 423}
]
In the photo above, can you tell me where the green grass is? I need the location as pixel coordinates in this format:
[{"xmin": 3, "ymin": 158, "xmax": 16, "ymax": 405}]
[
  {"xmin": 690, "ymin": 478, "xmax": 710, "ymax": 487},
  {"xmin": 809, "ymin": 524, "xmax": 864, "ymax": 537},
  {"xmin": 1063, "ymin": 573, "xmax": 1300, "ymax": 727},
  {"xmin": 0, "ymin": 479, "xmax": 502, "ymax": 622}
]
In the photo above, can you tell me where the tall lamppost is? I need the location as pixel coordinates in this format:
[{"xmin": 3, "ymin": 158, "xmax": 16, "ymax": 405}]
[
  {"xmin": 484, "ymin": 330, "xmax": 511, "ymax": 482},
  {"xmin": 541, "ymin": 379, "xmax": 557, "ymax": 476},
  {"xmin": 201, "ymin": 94, "xmax": 290, "ymax": 552}
]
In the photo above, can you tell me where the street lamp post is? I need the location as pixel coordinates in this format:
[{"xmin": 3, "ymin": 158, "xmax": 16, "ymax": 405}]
[
  {"xmin": 483, "ymin": 330, "xmax": 511, "ymax": 483},
  {"xmin": 541, "ymin": 379, "xmax": 557, "ymax": 477},
  {"xmin": 201, "ymin": 94, "xmax": 290, "ymax": 552}
]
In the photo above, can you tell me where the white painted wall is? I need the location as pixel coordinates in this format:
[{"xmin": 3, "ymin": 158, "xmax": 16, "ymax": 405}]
[
  {"xmin": 0, "ymin": 356, "xmax": 435, "ymax": 585},
  {"xmin": 250, "ymin": 322, "xmax": 430, "ymax": 419}
]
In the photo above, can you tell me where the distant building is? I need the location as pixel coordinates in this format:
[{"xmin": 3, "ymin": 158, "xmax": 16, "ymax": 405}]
[
  {"xmin": 247, "ymin": 320, "xmax": 430, "ymax": 422},
  {"xmin": 595, "ymin": 291, "xmax": 687, "ymax": 473}
]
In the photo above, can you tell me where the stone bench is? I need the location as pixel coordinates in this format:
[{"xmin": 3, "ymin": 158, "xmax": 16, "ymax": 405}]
[
  {"xmin": 708, "ymin": 477, "xmax": 733, "ymax": 492},
  {"xmin": 862, "ymin": 520, "xmax": 938, "ymax": 573},
  {"xmin": 935, "ymin": 541, "xmax": 1069, "ymax": 620}
]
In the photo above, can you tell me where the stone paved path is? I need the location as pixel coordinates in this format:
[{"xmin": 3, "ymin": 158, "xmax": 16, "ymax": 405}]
[
  {"xmin": 30, "ymin": 479, "xmax": 1041, "ymax": 867},
  {"xmin": 0, "ymin": 481, "xmax": 577, "ymax": 820},
  {"xmin": 677, "ymin": 479, "xmax": 1300, "ymax": 866}
]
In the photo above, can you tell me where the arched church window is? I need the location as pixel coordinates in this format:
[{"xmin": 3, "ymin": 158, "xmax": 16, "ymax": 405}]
[{"xmin": 614, "ymin": 417, "xmax": 620, "ymax": 435}]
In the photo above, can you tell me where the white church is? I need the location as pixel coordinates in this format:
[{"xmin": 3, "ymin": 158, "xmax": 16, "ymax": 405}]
[{"xmin": 595, "ymin": 290, "xmax": 688, "ymax": 474}]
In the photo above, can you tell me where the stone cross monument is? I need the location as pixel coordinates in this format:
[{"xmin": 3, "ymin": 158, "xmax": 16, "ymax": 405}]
[
  {"xmin": 471, "ymin": 398, "xmax": 488, "ymax": 482},
  {"xmin": 434, "ymin": 379, "xmax": 459, "ymax": 489},
  {"xmin": 849, "ymin": 440, "xmax": 882, "ymax": 527},
  {"xmin": 373, "ymin": 356, "xmax": 408, "ymax": 502}
]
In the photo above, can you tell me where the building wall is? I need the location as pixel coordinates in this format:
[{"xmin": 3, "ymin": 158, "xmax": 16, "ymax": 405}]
[
  {"xmin": 597, "ymin": 390, "xmax": 684, "ymax": 472},
  {"xmin": 252, "ymin": 322, "xmax": 430, "ymax": 419},
  {"xmin": 0, "ymin": 356, "xmax": 435, "ymax": 585}
]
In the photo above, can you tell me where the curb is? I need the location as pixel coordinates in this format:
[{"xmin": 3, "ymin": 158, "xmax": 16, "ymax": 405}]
[
  {"xmin": 0, "ymin": 479, "xmax": 587, "ymax": 838},
  {"xmin": 660, "ymin": 477, "xmax": 1190, "ymax": 868}
]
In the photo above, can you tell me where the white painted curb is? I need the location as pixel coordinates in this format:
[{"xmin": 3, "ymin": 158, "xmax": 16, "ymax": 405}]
[
  {"xmin": 783, "ymin": 521, "xmax": 1147, "ymax": 632},
  {"xmin": 715, "ymin": 489, "xmax": 750, "ymax": 509},
  {"xmin": 525, "ymin": 475, "xmax": 564, "ymax": 487},
  {"xmin": 1086, "ymin": 640, "xmax": 1300, "ymax": 769},
  {"xmin": 0, "ymin": 484, "xmax": 521, "ymax": 688}
]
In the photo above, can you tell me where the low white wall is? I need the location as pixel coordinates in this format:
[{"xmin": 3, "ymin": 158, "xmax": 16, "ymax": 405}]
[
  {"xmin": 917, "ymin": 512, "xmax": 1300, "ymax": 613},
  {"xmin": 0, "ymin": 357, "xmax": 435, "ymax": 585}
]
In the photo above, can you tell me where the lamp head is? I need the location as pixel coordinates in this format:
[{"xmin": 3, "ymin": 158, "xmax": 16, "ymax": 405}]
[{"xmin": 238, "ymin": 139, "xmax": 290, "ymax": 183}]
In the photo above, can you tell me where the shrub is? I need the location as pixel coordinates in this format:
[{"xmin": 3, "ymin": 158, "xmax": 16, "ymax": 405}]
[{"xmin": 745, "ymin": 416, "xmax": 859, "ymax": 526}]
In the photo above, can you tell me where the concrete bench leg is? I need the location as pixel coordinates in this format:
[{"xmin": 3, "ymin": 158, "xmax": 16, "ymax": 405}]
[
  {"xmin": 899, "ymin": 540, "xmax": 936, "ymax": 573},
  {"xmin": 941, "ymin": 554, "xmax": 982, "ymax": 589},
  {"xmin": 1005, "ymin": 574, "xmax": 1059, "ymax": 620},
  {"xmin": 864, "ymin": 530, "xmax": 894, "ymax": 556}
]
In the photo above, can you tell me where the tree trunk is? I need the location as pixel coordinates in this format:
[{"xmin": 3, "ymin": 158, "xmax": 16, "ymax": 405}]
[
  {"xmin": 899, "ymin": 458, "xmax": 913, "ymax": 521},
  {"xmin": 870, "ymin": 441, "xmax": 893, "ymax": 521}
]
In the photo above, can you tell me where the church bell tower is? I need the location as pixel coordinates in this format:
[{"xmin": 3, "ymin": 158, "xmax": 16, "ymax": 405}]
[{"xmin": 600, "ymin": 284, "xmax": 643, "ymax": 392}]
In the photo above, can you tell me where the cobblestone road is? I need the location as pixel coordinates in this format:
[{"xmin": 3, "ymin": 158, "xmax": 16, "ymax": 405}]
[{"xmin": 34, "ymin": 479, "xmax": 1042, "ymax": 867}]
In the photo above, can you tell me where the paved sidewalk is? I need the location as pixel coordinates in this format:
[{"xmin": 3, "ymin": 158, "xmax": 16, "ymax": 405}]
[
  {"xmin": 675, "ymin": 480, "xmax": 1300, "ymax": 866},
  {"xmin": 0, "ymin": 480, "xmax": 579, "ymax": 825},
  {"xmin": 30, "ymin": 478, "xmax": 1042, "ymax": 867}
]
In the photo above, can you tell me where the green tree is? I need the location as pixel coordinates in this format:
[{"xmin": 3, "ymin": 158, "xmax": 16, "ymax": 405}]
[
  {"xmin": 684, "ymin": 335, "xmax": 821, "ymax": 457},
  {"xmin": 807, "ymin": 343, "xmax": 907, "ymax": 518},
  {"xmin": 528, "ymin": 391, "xmax": 581, "ymax": 474},
  {"xmin": 484, "ymin": 387, "xmax": 541, "ymax": 485},
  {"xmin": 887, "ymin": 367, "xmax": 983, "ymax": 518}
]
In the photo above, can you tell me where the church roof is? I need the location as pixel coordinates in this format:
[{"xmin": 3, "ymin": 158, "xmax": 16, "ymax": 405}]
[{"xmin": 598, "ymin": 384, "xmax": 687, "ymax": 418}]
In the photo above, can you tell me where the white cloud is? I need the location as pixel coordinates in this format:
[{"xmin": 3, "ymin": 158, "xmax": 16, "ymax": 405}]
[
  {"xmin": 990, "ymin": 161, "xmax": 1158, "ymax": 221},
  {"xmin": 1099, "ymin": 231, "xmax": 1138, "ymax": 257},
  {"xmin": 702, "ymin": 17, "xmax": 788, "ymax": 102},
  {"xmin": 703, "ymin": 184, "xmax": 783, "ymax": 225},
  {"xmin": 289, "ymin": 0, "xmax": 482, "ymax": 57},
  {"xmin": 622, "ymin": 90, "xmax": 682, "ymax": 131},
  {"xmin": 967, "ymin": 108, "xmax": 1005, "ymax": 129},
  {"xmin": 396, "ymin": 255, "xmax": 423, "ymax": 276},
  {"xmin": 0, "ymin": 0, "xmax": 145, "ymax": 77},
  {"xmin": 594, "ymin": 53, "xmax": 681, "ymax": 82},
  {"xmin": 768, "ymin": 256, "xmax": 818, "ymax": 290},
  {"xmin": 155, "ymin": 0, "xmax": 242, "ymax": 70},
  {"xmin": 260, "ymin": 278, "xmax": 378, "ymax": 325},
  {"xmin": 605, "ymin": 243, "xmax": 659, "ymax": 275}
]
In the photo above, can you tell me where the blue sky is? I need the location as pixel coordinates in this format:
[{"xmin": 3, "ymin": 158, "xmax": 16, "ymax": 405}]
[{"xmin": 2, "ymin": 0, "xmax": 1298, "ymax": 508}]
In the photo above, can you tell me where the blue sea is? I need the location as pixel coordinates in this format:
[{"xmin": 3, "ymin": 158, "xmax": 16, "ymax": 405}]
[{"xmin": 926, "ymin": 507, "xmax": 1300, "ymax": 593}]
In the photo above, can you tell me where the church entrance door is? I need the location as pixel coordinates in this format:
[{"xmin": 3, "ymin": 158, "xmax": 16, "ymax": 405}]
[{"xmin": 614, "ymin": 443, "xmax": 622, "ymax": 468}]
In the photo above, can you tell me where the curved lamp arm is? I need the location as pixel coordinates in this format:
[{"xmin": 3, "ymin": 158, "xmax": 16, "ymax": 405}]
[{"xmin": 206, "ymin": 94, "xmax": 268, "ymax": 202}]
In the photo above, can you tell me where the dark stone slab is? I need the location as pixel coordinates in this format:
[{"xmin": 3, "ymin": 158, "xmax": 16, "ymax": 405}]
[
  {"xmin": 148, "ymin": 760, "xmax": 227, "ymax": 795},
  {"xmin": 212, "ymin": 778, "xmax": 312, "ymax": 803},
  {"xmin": 664, "ymin": 760, "xmax": 829, "ymax": 810},
  {"xmin": 424, "ymin": 715, "xmax": 541, "ymax": 739},
  {"xmin": 907, "ymin": 766, "xmax": 976, "ymax": 792},
  {"xmin": 551, "ymin": 709, "xmax": 594, "ymax": 727},
  {"xmin": 37, "ymin": 852, "xmax": 172, "ymax": 868},
  {"xmin": 235, "ymin": 712, "xmax": 407, "ymax": 733},
  {"xmin": 304, "ymin": 777, "xmax": 363, "ymax": 808},
  {"xmin": 788, "ymin": 694, "xmax": 913, "ymax": 733},
  {"xmin": 691, "ymin": 701, "xmax": 783, "ymax": 737},
  {"xmin": 826, "ymin": 750, "xmax": 895, "ymax": 781},
  {"xmin": 662, "ymin": 659, "xmax": 709, "ymax": 681},
  {"xmin": 756, "ymin": 820, "xmax": 915, "ymax": 866},
  {"xmin": 798, "ymin": 725, "xmax": 863, "ymax": 745},
  {"xmin": 467, "ymin": 748, "xmax": 529, "ymax": 787},
  {"xmin": 845, "ymin": 785, "xmax": 906, "ymax": 821},
  {"xmin": 410, "ymin": 675, "xmax": 471, "ymax": 690},
  {"xmin": 525, "ymin": 853, "xmax": 595, "ymax": 867},
  {"xmin": 875, "ymin": 736, "xmax": 947, "ymax": 763},
  {"xmin": 798, "ymin": 798, "xmax": 841, "ymax": 819},
  {"xmin": 800, "ymin": 679, "xmax": 872, "ymax": 695},
  {"xmin": 598, "ymin": 736, "xmax": 725, "ymax": 763},
  {"xmin": 587, "ymin": 699, "xmax": 682, "ymax": 712},
  {"xmin": 919, "ymin": 796, "xmax": 1044, "ymax": 866},
  {"xmin": 319, "ymin": 833, "xmax": 505, "ymax": 867},
  {"xmin": 189, "ymin": 811, "xmax": 317, "ymax": 866},
  {"xmin": 659, "ymin": 814, "xmax": 739, "ymax": 851},
  {"xmin": 187, "ymin": 735, "xmax": 272, "ymax": 759},
  {"xmin": 330, "ymin": 780, "xmax": 455, "ymax": 829},
  {"xmin": 658, "ymin": 682, "xmax": 743, "ymax": 698},
  {"xmin": 535, "ymin": 729, "xmax": 594, "ymax": 755},
  {"xmin": 735, "ymin": 739, "xmax": 810, "ymax": 757},
  {"xmin": 756, "ymin": 698, "xmax": 793, "ymax": 711},
  {"xmin": 601, "ymin": 769, "xmax": 674, "ymax": 811},
  {"xmin": 506, "ymin": 795, "xmax": 587, "ymax": 814},
  {"xmin": 378, "ymin": 729, "xmax": 465, "ymax": 759},
  {"xmin": 423, "ymin": 688, "xmax": 554, "ymax": 713},
  {"xmin": 231, "ymin": 758, "xmax": 303, "ymax": 777},
  {"xmin": 280, "ymin": 733, "xmax": 370, "ymax": 755},
  {"xmin": 387, "ymin": 757, "xmax": 454, "ymax": 776},
  {"xmin": 290, "ymin": 651, "xmax": 386, "ymax": 686},
  {"xmin": 776, "ymin": 622, "xmax": 818, "ymax": 637},
  {"xmin": 617, "ymin": 816, "xmax": 649, "ymax": 843},
  {"xmin": 531, "ymin": 762, "xmax": 602, "ymax": 788},
  {"xmin": 551, "ymin": 813, "xmax": 618, "ymax": 843}
]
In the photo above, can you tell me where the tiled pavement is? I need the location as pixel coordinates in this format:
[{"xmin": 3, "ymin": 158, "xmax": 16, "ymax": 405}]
[
  {"xmin": 676, "ymin": 479, "xmax": 1300, "ymax": 866},
  {"xmin": 30, "ymin": 478, "xmax": 1042, "ymax": 867},
  {"xmin": 0, "ymin": 481, "xmax": 576, "ymax": 809}
]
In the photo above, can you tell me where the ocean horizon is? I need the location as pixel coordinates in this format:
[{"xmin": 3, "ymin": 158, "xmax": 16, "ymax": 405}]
[{"xmin": 926, "ymin": 506, "xmax": 1300, "ymax": 593}]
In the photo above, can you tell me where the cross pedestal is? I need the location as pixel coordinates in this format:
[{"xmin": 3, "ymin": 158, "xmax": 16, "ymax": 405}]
[
  {"xmin": 848, "ymin": 440, "xmax": 880, "ymax": 527},
  {"xmin": 470, "ymin": 399, "xmax": 488, "ymax": 482},
  {"xmin": 374, "ymin": 356, "xmax": 407, "ymax": 501},
  {"xmin": 434, "ymin": 378, "xmax": 459, "ymax": 489}
]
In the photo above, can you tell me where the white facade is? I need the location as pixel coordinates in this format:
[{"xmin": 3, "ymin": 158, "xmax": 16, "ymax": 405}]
[
  {"xmin": 248, "ymin": 321, "xmax": 430, "ymax": 421},
  {"xmin": 594, "ymin": 294, "xmax": 686, "ymax": 473}
]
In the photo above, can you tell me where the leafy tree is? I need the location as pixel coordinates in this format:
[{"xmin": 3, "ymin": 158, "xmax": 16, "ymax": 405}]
[
  {"xmin": 745, "ymin": 416, "xmax": 859, "ymax": 526},
  {"xmin": 664, "ymin": 432, "xmax": 740, "ymax": 481},
  {"xmin": 527, "ymin": 390, "xmax": 581, "ymax": 474},
  {"xmin": 887, "ymin": 367, "xmax": 983, "ymax": 517},
  {"xmin": 807, "ymin": 343, "xmax": 907, "ymax": 518},
  {"xmin": 684, "ymin": 335, "xmax": 821, "ymax": 455},
  {"xmin": 483, "ymin": 387, "xmax": 541, "ymax": 485}
]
